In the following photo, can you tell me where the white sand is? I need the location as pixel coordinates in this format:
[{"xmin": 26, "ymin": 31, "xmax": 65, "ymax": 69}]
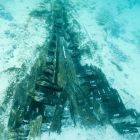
[{"xmin": 0, "ymin": 0, "xmax": 47, "ymax": 105}]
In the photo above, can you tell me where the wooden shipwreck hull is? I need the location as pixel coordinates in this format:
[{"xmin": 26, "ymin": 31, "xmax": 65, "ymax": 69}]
[{"xmin": 6, "ymin": 0, "xmax": 140, "ymax": 139}]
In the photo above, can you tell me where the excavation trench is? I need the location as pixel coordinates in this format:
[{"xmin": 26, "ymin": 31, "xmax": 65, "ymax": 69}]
[{"xmin": 6, "ymin": 0, "xmax": 140, "ymax": 139}]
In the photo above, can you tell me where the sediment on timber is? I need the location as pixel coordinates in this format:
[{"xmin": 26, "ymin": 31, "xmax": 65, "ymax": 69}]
[{"xmin": 1, "ymin": 0, "xmax": 140, "ymax": 139}]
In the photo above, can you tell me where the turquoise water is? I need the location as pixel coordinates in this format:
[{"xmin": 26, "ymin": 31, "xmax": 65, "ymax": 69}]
[
  {"xmin": 0, "ymin": 0, "xmax": 140, "ymax": 140},
  {"xmin": 74, "ymin": 0, "xmax": 140, "ymax": 112}
]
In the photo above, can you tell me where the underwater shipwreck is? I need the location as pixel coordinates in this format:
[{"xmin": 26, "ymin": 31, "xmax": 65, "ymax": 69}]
[{"xmin": 0, "ymin": 0, "xmax": 140, "ymax": 140}]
